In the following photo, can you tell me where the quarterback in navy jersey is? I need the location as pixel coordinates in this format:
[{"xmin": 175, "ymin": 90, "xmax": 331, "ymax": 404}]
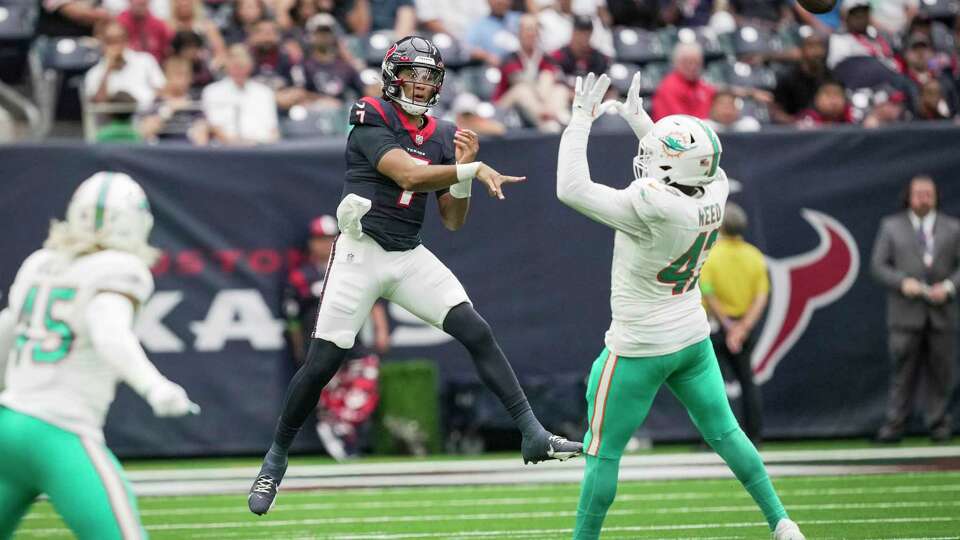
[{"xmin": 249, "ymin": 36, "xmax": 583, "ymax": 515}]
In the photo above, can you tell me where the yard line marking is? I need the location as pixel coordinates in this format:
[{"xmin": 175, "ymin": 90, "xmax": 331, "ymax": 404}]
[
  {"xmin": 23, "ymin": 483, "xmax": 960, "ymax": 521},
  {"xmin": 17, "ymin": 504, "xmax": 960, "ymax": 535},
  {"xmin": 123, "ymin": 446, "xmax": 960, "ymax": 482}
]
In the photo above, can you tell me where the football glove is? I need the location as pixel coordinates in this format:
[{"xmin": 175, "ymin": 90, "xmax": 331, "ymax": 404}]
[
  {"xmin": 618, "ymin": 72, "xmax": 654, "ymax": 140},
  {"xmin": 147, "ymin": 379, "xmax": 200, "ymax": 417},
  {"xmin": 571, "ymin": 72, "xmax": 617, "ymax": 123}
]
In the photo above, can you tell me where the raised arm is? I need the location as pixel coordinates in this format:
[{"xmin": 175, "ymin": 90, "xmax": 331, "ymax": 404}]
[{"xmin": 556, "ymin": 73, "xmax": 651, "ymax": 235}]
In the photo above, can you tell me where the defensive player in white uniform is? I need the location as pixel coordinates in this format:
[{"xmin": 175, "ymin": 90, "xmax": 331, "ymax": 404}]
[
  {"xmin": 0, "ymin": 172, "xmax": 198, "ymax": 540},
  {"xmin": 556, "ymin": 73, "xmax": 806, "ymax": 540}
]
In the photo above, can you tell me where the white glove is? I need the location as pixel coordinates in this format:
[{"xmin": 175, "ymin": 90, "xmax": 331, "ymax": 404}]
[
  {"xmin": 336, "ymin": 193, "xmax": 372, "ymax": 240},
  {"xmin": 146, "ymin": 379, "xmax": 200, "ymax": 417},
  {"xmin": 571, "ymin": 72, "xmax": 616, "ymax": 123},
  {"xmin": 617, "ymin": 72, "xmax": 654, "ymax": 140}
]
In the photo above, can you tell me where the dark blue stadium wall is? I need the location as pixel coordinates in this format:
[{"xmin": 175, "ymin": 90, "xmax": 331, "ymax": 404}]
[{"xmin": 1, "ymin": 125, "xmax": 959, "ymax": 457}]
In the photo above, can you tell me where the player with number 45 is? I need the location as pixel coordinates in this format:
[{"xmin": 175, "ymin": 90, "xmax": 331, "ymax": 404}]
[
  {"xmin": 0, "ymin": 172, "xmax": 199, "ymax": 539},
  {"xmin": 557, "ymin": 72, "xmax": 806, "ymax": 540}
]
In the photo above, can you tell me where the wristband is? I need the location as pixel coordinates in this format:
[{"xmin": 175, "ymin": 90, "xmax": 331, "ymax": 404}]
[{"xmin": 451, "ymin": 162, "xmax": 480, "ymax": 198}]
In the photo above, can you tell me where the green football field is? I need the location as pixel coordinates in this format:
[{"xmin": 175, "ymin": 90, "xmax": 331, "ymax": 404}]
[{"xmin": 13, "ymin": 442, "xmax": 960, "ymax": 539}]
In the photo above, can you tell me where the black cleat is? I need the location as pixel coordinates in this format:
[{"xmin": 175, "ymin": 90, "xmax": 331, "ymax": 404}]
[
  {"xmin": 248, "ymin": 456, "xmax": 287, "ymax": 516},
  {"xmin": 521, "ymin": 432, "xmax": 583, "ymax": 464}
]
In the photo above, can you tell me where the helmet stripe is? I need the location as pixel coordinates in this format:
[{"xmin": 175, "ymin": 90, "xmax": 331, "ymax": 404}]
[
  {"xmin": 94, "ymin": 173, "xmax": 114, "ymax": 231},
  {"xmin": 692, "ymin": 117, "xmax": 720, "ymax": 177}
]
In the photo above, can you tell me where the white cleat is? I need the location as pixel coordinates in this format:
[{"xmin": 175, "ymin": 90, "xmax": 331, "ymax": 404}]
[{"xmin": 773, "ymin": 518, "xmax": 806, "ymax": 540}]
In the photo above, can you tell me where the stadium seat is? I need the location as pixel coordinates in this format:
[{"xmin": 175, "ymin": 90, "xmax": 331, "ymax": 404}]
[
  {"xmin": 0, "ymin": 2, "xmax": 37, "ymax": 41},
  {"xmin": 37, "ymin": 36, "xmax": 101, "ymax": 72},
  {"xmin": 281, "ymin": 105, "xmax": 348, "ymax": 138},
  {"xmin": 613, "ymin": 27, "xmax": 667, "ymax": 64},
  {"xmin": 737, "ymin": 96, "xmax": 771, "ymax": 124},
  {"xmin": 639, "ymin": 63, "xmax": 668, "ymax": 96},
  {"xmin": 458, "ymin": 65, "xmax": 501, "ymax": 102},
  {"xmin": 607, "ymin": 62, "xmax": 641, "ymax": 95},
  {"xmin": 710, "ymin": 60, "xmax": 777, "ymax": 91},
  {"xmin": 660, "ymin": 26, "xmax": 726, "ymax": 61},
  {"xmin": 427, "ymin": 32, "xmax": 469, "ymax": 69},
  {"xmin": 436, "ymin": 69, "xmax": 463, "ymax": 110},
  {"xmin": 364, "ymin": 31, "xmax": 395, "ymax": 67},
  {"xmin": 917, "ymin": 0, "xmax": 959, "ymax": 21},
  {"xmin": 733, "ymin": 25, "xmax": 783, "ymax": 58}
]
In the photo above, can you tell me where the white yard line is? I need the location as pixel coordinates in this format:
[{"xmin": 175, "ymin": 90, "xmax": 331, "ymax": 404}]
[
  {"xmin": 17, "ymin": 502, "xmax": 960, "ymax": 535},
  {"xmin": 24, "ymin": 482, "xmax": 960, "ymax": 521},
  {"xmin": 119, "ymin": 463, "xmax": 936, "ymax": 497},
  {"xmin": 125, "ymin": 446, "xmax": 960, "ymax": 482}
]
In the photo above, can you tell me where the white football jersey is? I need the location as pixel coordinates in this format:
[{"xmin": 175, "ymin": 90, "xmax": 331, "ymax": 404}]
[
  {"xmin": 0, "ymin": 248, "xmax": 153, "ymax": 441},
  {"xmin": 605, "ymin": 170, "xmax": 729, "ymax": 357}
]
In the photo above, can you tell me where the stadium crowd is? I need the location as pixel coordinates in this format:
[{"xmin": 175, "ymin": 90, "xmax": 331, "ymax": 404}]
[{"xmin": 7, "ymin": 0, "xmax": 960, "ymax": 143}]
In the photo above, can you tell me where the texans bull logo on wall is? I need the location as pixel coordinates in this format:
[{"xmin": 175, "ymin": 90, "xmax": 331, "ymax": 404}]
[{"xmin": 751, "ymin": 209, "xmax": 860, "ymax": 384}]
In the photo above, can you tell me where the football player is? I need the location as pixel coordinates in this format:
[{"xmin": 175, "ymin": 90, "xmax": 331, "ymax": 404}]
[
  {"xmin": 248, "ymin": 36, "xmax": 582, "ymax": 515},
  {"xmin": 0, "ymin": 172, "xmax": 199, "ymax": 539},
  {"xmin": 556, "ymin": 73, "xmax": 805, "ymax": 540}
]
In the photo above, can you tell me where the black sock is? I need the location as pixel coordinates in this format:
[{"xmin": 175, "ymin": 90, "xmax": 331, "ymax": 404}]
[
  {"xmin": 442, "ymin": 303, "xmax": 544, "ymax": 438},
  {"xmin": 270, "ymin": 338, "xmax": 349, "ymax": 454}
]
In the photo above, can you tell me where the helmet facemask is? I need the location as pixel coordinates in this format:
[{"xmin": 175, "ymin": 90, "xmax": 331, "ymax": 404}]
[{"xmin": 392, "ymin": 65, "xmax": 443, "ymax": 116}]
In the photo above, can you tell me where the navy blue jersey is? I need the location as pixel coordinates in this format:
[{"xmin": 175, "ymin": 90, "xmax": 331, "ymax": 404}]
[{"xmin": 343, "ymin": 96, "xmax": 457, "ymax": 251}]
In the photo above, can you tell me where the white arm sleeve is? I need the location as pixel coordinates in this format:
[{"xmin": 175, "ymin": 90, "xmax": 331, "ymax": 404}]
[
  {"xmin": 556, "ymin": 117, "xmax": 647, "ymax": 235},
  {"xmin": 85, "ymin": 292, "xmax": 166, "ymax": 397},
  {"xmin": 0, "ymin": 308, "xmax": 15, "ymax": 392}
]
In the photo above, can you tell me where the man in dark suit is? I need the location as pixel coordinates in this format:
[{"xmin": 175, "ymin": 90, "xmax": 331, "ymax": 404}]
[{"xmin": 871, "ymin": 175, "xmax": 959, "ymax": 443}]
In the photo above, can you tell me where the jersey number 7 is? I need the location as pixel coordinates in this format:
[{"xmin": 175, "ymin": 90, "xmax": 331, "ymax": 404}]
[{"xmin": 657, "ymin": 229, "xmax": 719, "ymax": 296}]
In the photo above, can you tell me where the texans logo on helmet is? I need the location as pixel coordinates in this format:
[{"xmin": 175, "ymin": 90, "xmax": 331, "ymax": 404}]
[{"xmin": 750, "ymin": 209, "xmax": 860, "ymax": 383}]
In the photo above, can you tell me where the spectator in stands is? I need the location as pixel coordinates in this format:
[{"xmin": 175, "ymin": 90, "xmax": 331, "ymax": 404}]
[
  {"xmin": 494, "ymin": 14, "xmax": 570, "ymax": 132},
  {"xmin": 536, "ymin": 1, "xmax": 615, "ymax": 59},
  {"xmin": 605, "ymin": 0, "xmax": 661, "ymax": 29},
  {"xmin": 915, "ymin": 79, "xmax": 955, "ymax": 121},
  {"xmin": 827, "ymin": 0, "xmax": 901, "ymax": 89},
  {"xmin": 661, "ymin": 0, "xmax": 715, "ymax": 28},
  {"xmin": 549, "ymin": 15, "xmax": 611, "ymax": 87},
  {"xmin": 871, "ymin": 175, "xmax": 958, "ymax": 444},
  {"xmin": 871, "ymin": 0, "xmax": 918, "ymax": 36},
  {"xmin": 247, "ymin": 19, "xmax": 298, "ymax": 92},
  {"xmin": 450, "ymin": 93, "xmax": 507, "ymax": 135},
  {"xmin": 169, "ymin": 0, "xmax": 227, "ymax": 68},
  {"xmin": 95, "ymin": 91, "xmax": 142, "ymax": 142},
  {"xmin": 85, "ymin": 20, "xmax": 166, "ymax": 109},
  {"xmin": 277, "ymin": 13, "xmax": 369, "ymax": 111},
  {"xmin": 862, "ymin": 87, "xmax": 907, "ymax": 128},
  {"xmin": 139, "ymin": 57, "xmax": 211, "ymax": 143},
  {"xmin": 37, "ymin": 0, "xmax": 112, "ymax": 37},
  {"xmin": 772, "ymin": 32, "xmax": 830, "ymax": 123},
  {"xmin": 700, "ymin": 202, "xmax": 769, "ymax": 445},
  {"xmin": 416, "ymin": 0, "xmax": 490, "ymax": 43},
  {"xmin": 221, "ymin": 0, "xmax": 265, "ymax": 45},
  {"xmin": 901, "ymin": 34, "xmax": 958, "ymax": 120},
  {"xmin": 652, "ymin": 41, "xmax": 715, "ymax": 121},
  {"xmin": 118, "ymin": 0, "xmax": 173, "ymax": 63},
  {"xmin": 466, "ymin": 0, "xmax": 523, "ymax": 66},
  {"xmin": 282, "ymin": 215, "xmax": 390, "ymax": 460},
  {"xmin": 728, "ymin": 0, "xmax": 794, "ymax": 28},
  {"xmin": 706, "ymin": 91, "xmax": 761, "ymax": 132},
  {"xmin": 202, "ymin": 44, "xmax": 280, "ymax": 144},
  {"xmin": 796, "ymin": 79, "xmax": 851, "ymax": 126},
  {"xmin": 171, "ymin": 30, "xmax": 216, "ymax": 90}
]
